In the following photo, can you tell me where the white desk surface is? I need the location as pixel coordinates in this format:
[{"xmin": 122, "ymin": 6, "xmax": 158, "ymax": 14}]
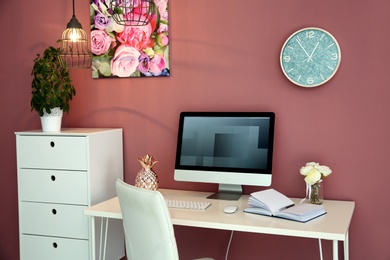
[{"xmin": 84, "ymin": 188, "xmax": 355, "ymax": 241}]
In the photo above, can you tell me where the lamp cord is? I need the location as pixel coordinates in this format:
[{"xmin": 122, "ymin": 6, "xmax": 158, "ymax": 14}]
[
  {"xmin": 225, "ymin": 230, "xmax": 234, "ymax": 260},
  {"xmin": 72, "ymin": 0, "xmax": 75, "ymax": 17}
]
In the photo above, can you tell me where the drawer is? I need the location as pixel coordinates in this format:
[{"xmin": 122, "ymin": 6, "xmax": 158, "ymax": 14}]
[
  {"xmin": 19, "ymin": 169, "xmax": 88, "ymax": 205},
  {"xmin": 20, "ymin": 202, "xmax": 88, "ymax": 239},
  {"xmin": 21, "ymin": 234, "xmax": 89, "ymax": 260},
  {"xmin": 17, "ymin": 135, "xmax": 87, "ymax": 170}
]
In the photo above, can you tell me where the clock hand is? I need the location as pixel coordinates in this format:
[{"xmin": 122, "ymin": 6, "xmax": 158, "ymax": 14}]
[
  {"xmin": 302, "ymin": 47, "xmax": 323, "ymax": 62},
  {"xmin": 303, "ymin": 41, "xmax": 335, "ymax": 62},
  {"xmin": 306, "ymin": 42, "xmax": 320, "ymax": 62},
  {"xmin": 295, "ymin": 38, "xmax": 311, "ymax": 59}
]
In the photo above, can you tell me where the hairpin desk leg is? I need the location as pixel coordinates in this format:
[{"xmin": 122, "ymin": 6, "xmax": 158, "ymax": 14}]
[
  {"xmin": 333, "ymin": 240, "xmax": 339, "ymax": 260},
  {"xmin": 98, "ymin": 218, "xmax": 109, "ymax": 260},
  {"xmin": 344, "ymin": 231, "xmax": 349, "ymax": 260}
]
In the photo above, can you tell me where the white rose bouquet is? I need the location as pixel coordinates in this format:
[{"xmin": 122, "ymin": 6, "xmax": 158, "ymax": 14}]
[
  {"xmin": 300, "ymin": 162, "xmax": 332, "ymax": 204},
  {"xmin": 300, "ymin": 162, "xmax": 332, "ymax": 185}
]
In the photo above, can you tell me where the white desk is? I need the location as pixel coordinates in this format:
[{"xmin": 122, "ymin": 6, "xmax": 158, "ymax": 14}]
[{"xmin": 84, "ymin": 188, "xmax": 355, "ymax": 260}]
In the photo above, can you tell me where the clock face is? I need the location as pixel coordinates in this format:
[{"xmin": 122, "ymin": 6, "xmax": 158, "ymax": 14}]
[{"xmin": 280, "ymin": 27, "xmax": 341, "ymax": 87}]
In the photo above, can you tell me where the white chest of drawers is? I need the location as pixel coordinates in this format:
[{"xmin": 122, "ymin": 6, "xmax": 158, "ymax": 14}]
[{"xmin": 15, "ymin": 128, "xmax": 125, "ymax": 260}]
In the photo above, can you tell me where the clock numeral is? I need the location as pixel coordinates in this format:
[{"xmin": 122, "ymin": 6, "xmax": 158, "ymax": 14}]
[
  {"xmin": 307, "ymin": 77, "xmax": 314, "ymax": 85},
  {"xmin": 331, "ymin": 53, "xmax": 338, "ymax": 60},
  {"xmin": 283, "ymin": 56, "xmax": 291, "ymax": 62},
  {"xmin": 306, "ymin": 31, "xmax": 315, "ymax": 38}
]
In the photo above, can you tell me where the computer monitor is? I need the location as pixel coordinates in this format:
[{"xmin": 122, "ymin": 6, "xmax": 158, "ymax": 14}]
[{"xmin": 174, "ymin": 112, "xmax": 275, "ymax": 200}]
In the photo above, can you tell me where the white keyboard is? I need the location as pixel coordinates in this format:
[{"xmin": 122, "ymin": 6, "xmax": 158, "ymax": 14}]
[{"xmin": 165, "ymin": 199, "xmax": 211, "ymax": 210}]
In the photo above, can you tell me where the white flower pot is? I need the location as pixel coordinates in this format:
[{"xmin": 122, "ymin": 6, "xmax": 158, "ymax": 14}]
[{"xmin": 40, "ymin": 107, "xmax": 63, "ymax": 132}]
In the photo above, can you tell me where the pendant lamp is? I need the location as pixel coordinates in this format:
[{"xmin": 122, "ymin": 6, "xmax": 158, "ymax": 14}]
[
  {"xmin": 59, "ymin": 0, "xmax": 92, "ymax": 69},
  {"xmin": 110, "ymin": 0, "xmax": 156, "ymax": 26}
]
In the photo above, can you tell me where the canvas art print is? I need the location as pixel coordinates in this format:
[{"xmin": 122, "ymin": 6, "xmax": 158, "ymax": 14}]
[{"xmin": 90, "ymin": 0, "xmax": 169, "ymax": 78}]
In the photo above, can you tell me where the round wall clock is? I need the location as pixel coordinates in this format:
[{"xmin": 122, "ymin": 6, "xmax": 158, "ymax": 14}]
[{"xmin": 280, "ymin": 27, "xmax": 341, "ymax": 87}]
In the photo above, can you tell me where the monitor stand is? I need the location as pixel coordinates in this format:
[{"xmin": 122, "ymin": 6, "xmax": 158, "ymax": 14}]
[{"xmin": 207, "ymin": 184, "xmax": 242, "ymax": 200}]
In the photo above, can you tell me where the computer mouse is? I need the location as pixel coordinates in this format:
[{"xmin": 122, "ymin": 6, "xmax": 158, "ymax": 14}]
[{"xmin": 224, "ymin": 205, "xmax": 238, "ymax": 214}]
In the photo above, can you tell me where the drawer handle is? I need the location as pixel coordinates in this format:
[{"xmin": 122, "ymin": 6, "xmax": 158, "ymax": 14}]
[
  {"xmin": 52, "ymin": 209, "xmax": 57, "ymax": 215},
  {"xmin": 51, "ymin": 175, "xmax": 56, "ymax": 181},
  {"xmin": 53, "ymin": 242, "xmax": 58, "ymax": 248},
  {"xmin": 50, "ymin": 141, "xmax": 55, "ymax": 147}
]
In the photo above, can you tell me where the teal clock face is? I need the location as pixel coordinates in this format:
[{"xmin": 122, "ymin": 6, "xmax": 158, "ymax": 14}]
[{"xmin": 280, "ymin": 27, "xmax": 341, "ymax": 87}]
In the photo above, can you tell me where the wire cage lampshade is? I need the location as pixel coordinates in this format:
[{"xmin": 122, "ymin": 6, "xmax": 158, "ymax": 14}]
[
  {"xmin": 59, "ymin": 0, "xmax": 92, "ymax": 69},
  {"xmin": 110, "ymin": 0, "xmax": 156, "ymax": 26}
]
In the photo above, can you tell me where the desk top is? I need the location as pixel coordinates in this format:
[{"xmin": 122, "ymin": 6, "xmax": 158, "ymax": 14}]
[{"xmin": 84, "ymin": 188, "xmax": 355, "ymax": 241}]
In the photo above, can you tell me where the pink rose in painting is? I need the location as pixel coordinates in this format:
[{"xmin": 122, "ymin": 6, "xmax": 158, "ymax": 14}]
[
  {"xmin": 116, "ymin": 14, "xmax": 153, "ymax": 50},
  {"xmin": 111, "ymin": 45, "xmax": 141, "ymax": 77},
  {"xmin": 149, "ymin": 53, "xmax": 166, "ymax": 75},
  {"xmin": 91, "ymin": 30, "xmax": 114, "ymax": 55}
]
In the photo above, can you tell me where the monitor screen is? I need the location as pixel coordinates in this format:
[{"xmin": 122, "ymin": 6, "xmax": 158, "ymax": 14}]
[{"xmin": 174, "ymin": 112, "xmax": 275, "ymax": 200}]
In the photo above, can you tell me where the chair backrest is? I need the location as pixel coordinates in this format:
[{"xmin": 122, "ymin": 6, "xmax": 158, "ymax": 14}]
[{"xmin": 116, "ymin": 179, "xmax": 179, "ymax": 260}]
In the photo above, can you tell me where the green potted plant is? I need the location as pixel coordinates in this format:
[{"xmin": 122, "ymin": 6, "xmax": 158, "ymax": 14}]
[{"xmin": 31, "ymin": 46, "xmax": 76, "ymax": 132}]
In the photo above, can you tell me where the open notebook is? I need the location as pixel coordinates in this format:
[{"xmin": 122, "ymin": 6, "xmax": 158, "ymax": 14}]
[{"xmin": 244, "ymin": 188, "xmax": 326, "ymax": 222}]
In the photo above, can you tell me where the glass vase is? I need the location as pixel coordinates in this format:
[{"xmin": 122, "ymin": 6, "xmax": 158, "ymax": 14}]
[{"xmin": 306, "ymin": 181, "xmax": 323, "ymax": 205}]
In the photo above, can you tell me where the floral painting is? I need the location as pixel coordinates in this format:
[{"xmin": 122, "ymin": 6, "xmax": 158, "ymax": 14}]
[{"xmin": 90, "ymin": 0, "xmax": 169, "ymax": 78}]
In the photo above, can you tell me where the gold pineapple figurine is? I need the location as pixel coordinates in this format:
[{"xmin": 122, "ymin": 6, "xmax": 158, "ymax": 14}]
[{"xmin": 135, "ymin": 154, "xmax": 159, "ymax": 190}]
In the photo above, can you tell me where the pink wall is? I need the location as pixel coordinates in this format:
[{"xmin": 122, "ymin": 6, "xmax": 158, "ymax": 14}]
[{"xmin": 2, "ymin": 0, "xmax": 390, "ymax": 259}]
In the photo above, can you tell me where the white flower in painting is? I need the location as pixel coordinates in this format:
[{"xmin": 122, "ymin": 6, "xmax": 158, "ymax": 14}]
[{"xmin": 108, "ymin": 16, "xmax": 125, "ymax": 33}]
